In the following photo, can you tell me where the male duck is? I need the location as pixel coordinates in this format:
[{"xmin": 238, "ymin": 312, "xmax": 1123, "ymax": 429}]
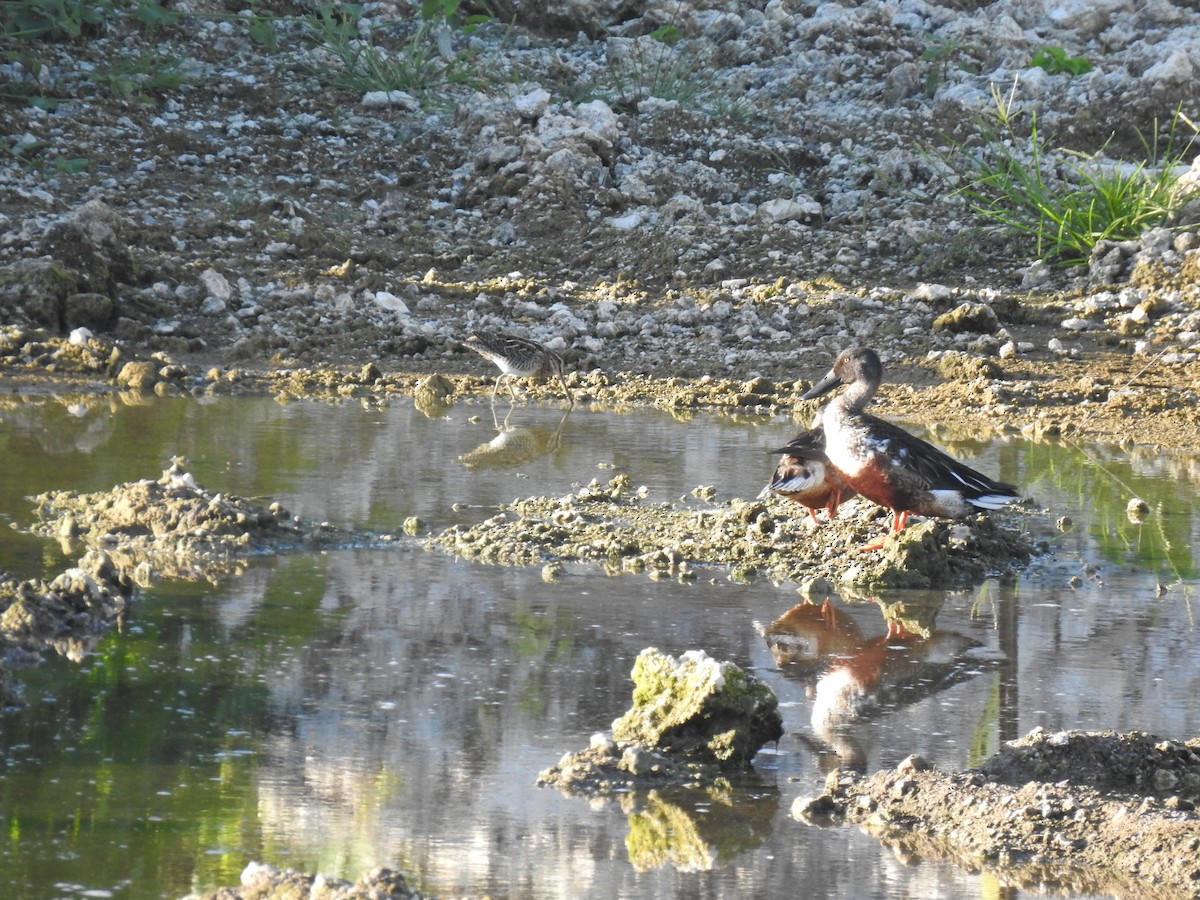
[
  {"xmin": 801, "ymin": 347, "xmax": 1018, "ymax": 548},
  {"xmin": 759, "ymin": 413, "xmax": 854, "ymax": 524}
]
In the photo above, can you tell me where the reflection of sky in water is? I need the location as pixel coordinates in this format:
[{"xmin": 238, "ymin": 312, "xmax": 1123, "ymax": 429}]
[{"xmin": 0, "ymin": 393, "xmax": 1198, "ymax": 899}]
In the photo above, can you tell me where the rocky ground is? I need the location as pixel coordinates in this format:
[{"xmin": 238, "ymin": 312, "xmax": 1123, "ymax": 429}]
[
  {"xmin": 797, "ymin": 729, "xmax": 1200, "ymax": 899},
  {"xmin": 4, "ymin": 0, "xmax": 1200, "ymax": 895}
]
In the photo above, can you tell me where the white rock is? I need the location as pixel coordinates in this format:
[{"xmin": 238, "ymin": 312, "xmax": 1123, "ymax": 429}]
[
  {"xmin": 514, "ymin": 87, "xmax": 551, "ymax": 119},
  {"xmin": 361, "ymin": 90, "xmax": 419, "ymax": 110},
  {"xmin": 574, "ymin": 99, "xmax": 620, "ymax": 146},
  {"xmin": 68, "ymin": 327, "xmax": 92, "ymax": 345},
  {"xmin": 372, "ymin": 291, "xmax": 409, "ymax": 315},
  {"xmin": 912, "ymin": 283, "xmax": 953, "ymax": 301},
  {"xmin": 607, "ymin": 210, "xmax": 644, "ymax": 230},
  {"xmin": 1043, "ymin": 0, "xmax": 1131, "ymax": 39},
  {"xmin": 543, "ymin": 146, "xmax": 590, "ymax": 173},
  {"xmin": 756, "ymin": 196, "xmax": 821, "ymax": 223},
  {"xmin": 199, "ymin": 267, "xmax": 232, "ymax": 302},
  {"xmin": 1143, "ymin": 50, "xmax": 1193, "ymax": 86}
]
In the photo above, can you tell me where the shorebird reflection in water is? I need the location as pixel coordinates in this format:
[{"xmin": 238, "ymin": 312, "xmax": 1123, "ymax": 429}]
[
  {"xmin": 759, "ymin": 411, "xmax": 854, "ymax": 525},
  {"xmin": 458, "ymin": 406, "xmax": 570, "ymax": 470},
  {"xmin": 464, "ymin": 332, "xmax": 573, "ymax": 406},
  {"xmin": 801, "ymin": 347, "xmax": 1018, "ymax": 550}
]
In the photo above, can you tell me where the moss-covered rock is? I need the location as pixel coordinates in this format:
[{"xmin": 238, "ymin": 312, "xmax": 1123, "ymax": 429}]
[
  {"xmin": 612, "ymin": 648, "xmax": 783, "ymax": 769},
  {"xmin": 539, "ymin": 648, "xmax": 782, "ymax": 797}
]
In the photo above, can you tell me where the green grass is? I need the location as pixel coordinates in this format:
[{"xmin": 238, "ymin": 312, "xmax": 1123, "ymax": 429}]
[
  {"xmin": 1031, "ymin": 46, "xmax": 1092, "ymax": 76},
  {"xmin": 921, "ymin": 34, "xmax": 979, "ymax": 97},
  {"xmin": 95, "ymin": 49, "xmax": 192, "ymax": 100},
  {"xmin": 1, "ymin": 0, "xmax": 115, "ymax": 40},
  {"xmin": 574, "ymin": 28, "xmax": 749, "ymax": 121},
  {"xmin": 934, "ymin": 86, "xmax": 1200, "ymax": 263},
  {"xmin": 300, "ymin": 1, "xmax": 488, "ymax": 98},
  {"xmin": 1, "ymin": 0, "xmax": 493, "ymax": 108}
]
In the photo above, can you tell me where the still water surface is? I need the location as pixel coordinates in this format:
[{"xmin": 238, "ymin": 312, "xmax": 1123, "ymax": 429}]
[{"xmin": 0, "ymin": 393, "xmax": 1197, "ymax": 899}]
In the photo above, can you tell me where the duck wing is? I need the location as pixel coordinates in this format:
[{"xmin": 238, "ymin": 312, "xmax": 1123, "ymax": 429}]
[
  {"xmin": 772, "ymin": 424, "xmax": 828, "ymax": 462},
  {"xmin": 860, "ymin": 414, "xmax": 1017, "ymax": 501}
]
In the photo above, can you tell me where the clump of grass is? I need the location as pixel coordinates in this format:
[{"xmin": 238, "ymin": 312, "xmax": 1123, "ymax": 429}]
[
  {"xmin": 1031, "ymin": 46, "xmax": 1092, "ymax": 76},
  {"xmin": 921, "ymin": 34, "xmax": 979, "ymax": 97},
  {"xmin": 578, "ymin": 23, "xmax": 748, "ymax": 120},
  {"xmin": 95, "ymin": 50, "xmax": 191, "ymax": 100},
  {"xmin": 1, "ymin": 0, "xmax": 114, "ymax": 40},
  {"xmin": 934, "ymin": 83, "xmax": 1200, "ymax": 263},
  {"xmin": 6, "ymin": 134, "xmax": 87, "ymax": 173},
  {"xmin": 301, "ymin": 0, "xmax": 488, "ymax": 98}
]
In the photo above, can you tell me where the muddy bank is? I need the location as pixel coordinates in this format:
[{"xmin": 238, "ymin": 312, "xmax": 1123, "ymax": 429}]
[
  {"xmin": 28, "ymin": 459, "xmax": 377, "ymax": 581},
  {"xmin": 796, "ymin": 728, "xmax": 1200, "ymax": 899},
  {"xmin": 0, "ymin": 460, "xmax": 388, "ymax": 708},
  {"xmin": 5, "ymin": 322, "xmax": 1200, "ymax": 454},
  {"xmin": 430, "ymin": 472, "xmax": 1036, "ymax": 589}
]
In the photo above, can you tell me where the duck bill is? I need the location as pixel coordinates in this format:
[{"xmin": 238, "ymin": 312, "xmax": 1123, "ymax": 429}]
[{"xmin": 800, "ymin": 370, "xmax": 843, "ymax": 400}]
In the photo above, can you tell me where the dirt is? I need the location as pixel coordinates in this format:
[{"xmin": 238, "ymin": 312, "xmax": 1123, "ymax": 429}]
[
  {"xmin": 432, "ymin": 472, "xmax": 1037, "ymax": 589},
  {"xmin": 3, "ymin": 4, "xmax": 1200, "ymax": 897},
  {"xmin": 797, "ymin": 729, "xmax": 1200, "ymax": 899}
]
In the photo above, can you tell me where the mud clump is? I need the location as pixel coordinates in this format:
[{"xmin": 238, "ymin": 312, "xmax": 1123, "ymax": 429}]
[
  {"xmin": 432, "ymin": 474, "xmax": 1034, "ymax": 589},
  {"xmin": 538, "ymin": 648, "xmax": 782, "ymax": 796},
  {"xmin": 3, "ymin": 461, "xmax": 372, "ymax": 706},
  {"xmin": 0, "ymin": 549, "xmax": 135, "ymax": 707},
  {"xmin": 28, "ymin": 459, "xmax": 355, "ymax": 582},
  {"xmin": 796, "ymin": 728, "xmax": 1200, "ymax": 899},
  {"xmin": 184, "ymin": 860, "xmax": 423, "ymax": 900},
  {"xmin": 0, "ymin": 548, "xmax": 134, "ymax": 661}
]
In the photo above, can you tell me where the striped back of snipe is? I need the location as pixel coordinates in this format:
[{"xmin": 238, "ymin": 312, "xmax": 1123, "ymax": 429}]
[
  {"xmin": 464, "ymin": 332, "xmax": 573, "ymax": 405},
  {"xmin": 465, "ymin": 333, "xmax": 560, "ymax": 378}
]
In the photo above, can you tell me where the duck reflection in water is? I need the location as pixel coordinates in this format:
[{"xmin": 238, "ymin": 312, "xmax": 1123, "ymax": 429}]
[
  {"xmin": 458, "ymin": 406, "xmax": 571, "ymax": 470},
  {"xmin": 761, "ymin": 594, "xmax": 991, "ymax": 772}
]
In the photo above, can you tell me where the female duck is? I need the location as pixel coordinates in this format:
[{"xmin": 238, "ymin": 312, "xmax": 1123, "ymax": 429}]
[
  {"xmin": 759, "ymin": 414, "xmax": 854, "ymax": 524},
  {"xmin": 801, "ymin": 347, "xmax": 1017, "ymax": 547}
]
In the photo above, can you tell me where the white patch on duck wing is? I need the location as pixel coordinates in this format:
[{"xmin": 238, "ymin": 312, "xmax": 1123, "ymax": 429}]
[
  {"xmin": 772, "ymin": 472, "xmax": 823, "ymax": 493},
  {"xmin": 863, "ymin": 435, "xmax": 893, "ymax": 456},
  {"xmin": 942, "ymin": 459, "xmax": 1016, "ymax": 498}
]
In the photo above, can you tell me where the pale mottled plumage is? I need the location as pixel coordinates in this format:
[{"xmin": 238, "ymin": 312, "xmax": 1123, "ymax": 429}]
[{"xmin": 464, "ymin": 333, "xmax": 573, "ymax": 406}]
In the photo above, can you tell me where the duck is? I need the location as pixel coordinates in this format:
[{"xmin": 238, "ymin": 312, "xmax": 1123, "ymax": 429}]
[
  {"xmin": 801, "ymin": 347, "xmax": 1018, "ymax": 549},
  {"xmin": 758, "ymin": 414, "xmax": 854, "ymax": 524}
]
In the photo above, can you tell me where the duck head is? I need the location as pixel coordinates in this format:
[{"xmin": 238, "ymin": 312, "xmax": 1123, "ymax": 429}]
[{"xmin": 801, "ymin": 347, "xmax": 883, "ymax": 400}]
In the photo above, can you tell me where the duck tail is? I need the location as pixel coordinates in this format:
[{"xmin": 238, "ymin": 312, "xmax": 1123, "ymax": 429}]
[{"xmin": 967, "ymin": 489, "xmax": 1019, "ymax": 510}]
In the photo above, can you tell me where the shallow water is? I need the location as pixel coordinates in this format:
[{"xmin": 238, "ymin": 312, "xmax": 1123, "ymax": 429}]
[{"xmin": 0, "ymin": 393, "xmax": 1197, "ymax": 899}]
